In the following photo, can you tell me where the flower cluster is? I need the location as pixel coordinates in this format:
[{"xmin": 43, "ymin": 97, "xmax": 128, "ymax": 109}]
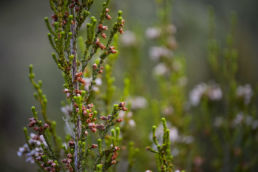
[{"xmin": 189, "ymin": 82, "xmax": 223, "ymax": 106}]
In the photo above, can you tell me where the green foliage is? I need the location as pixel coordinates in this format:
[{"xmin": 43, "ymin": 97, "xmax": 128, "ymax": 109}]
[{"xmin": 147, "ymin": 118, "xmax": 174, "ymax": 172}]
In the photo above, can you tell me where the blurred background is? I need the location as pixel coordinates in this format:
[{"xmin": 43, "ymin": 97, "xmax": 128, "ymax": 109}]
[{"xmin": 0, "ymin": 0, "xmax": 257, "ymax": 171}]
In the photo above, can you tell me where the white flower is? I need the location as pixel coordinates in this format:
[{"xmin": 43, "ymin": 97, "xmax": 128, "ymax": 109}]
[
  {"xmin": 118, "ymin": 111, "xmax": 135, "ymax": 128},
  {"xmin": 39, "ymin": 135, "xmax": 47, "ymax": 147},
  {"xmin": 237, "ymin": 84, "xmax": 253, "ymax": 104},
  {"xmin": 153, "ymin": 63, "xmax": 168, "ymax": 76},
  {"xmin": 129, "ymin": 96, "xmax": 147, "ymax": 110},
  {"xmin": 120, "ymin": 31, "xmax": 136, "ymax": 46},
  {"xmin": 17, "ymin": 144, "xmax": 28, "ymax": 157},
  {"xmin": 207, "ymin": 85, "xmax": 222, "ymax": 101},
  {"xmin": 233, "ymin": 113, "xmax": 244, "ymax": 126},
  {"xmin": 83, "ymin": 77, "xmax": 102, "ymax": 92},
  {"xmin": 145, "ymin": 27, "xmax": 161, "ymax": 39},
  {"xmin": 25, "ymin": 156, "xmax": 35, "ymax": 163},
  {"xmin": 118, "ymin": 111, "xmax": 126, "ymax": 119},
  {"xmin": 127, "ymin": 111, "xmax": 133, "ymax": 118},
  {"xmin": 149, "ymin": 46, "xmax": 173, "ymax": 61},
  {"xmin": 189, "ymin": 83, "xmax": 222, "ymax": 106},
  {"xmin": 128, "ymin": 119, "xmax": 136, "ymax": 127},
  {"xmin": 170, "ymin": 127, "xmax": 179, "ymax": 143},
  {"xmin": 18, "ymin": 134, "xmax": 45, "ymax": 164},
  {"xmin": 83, "ymin": 77, "xmax": 92, "ymax": 91},
  {"xmin": 95, "ymin": 78, "xmax": 102, "ymax": 86},
  {"xmin": 61, "ymin": 104, "xmax": 72, "ymax": 116},
  {"xmin": 189, "ymin": 83, "xmax": 207, "ymax": 106}
]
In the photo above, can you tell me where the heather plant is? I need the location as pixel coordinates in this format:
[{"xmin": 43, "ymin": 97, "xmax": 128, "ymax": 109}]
[
  {"xmin": 144, "ymin": 0, "xmax": 192, "ymax": 170},
  {"xmin": 146, "ymin": 118, "xmax": 174, "ymax": 172},
  {"xmin": 188, "ymin": 10, "xmax": 258, "ymax": 171},
  {"xmin": 115, "ymin": 0, "xmax": 192, "ymax": 170},
  {"xmin": 17, "ymin": 0, "xmax": 129, "ymax": 171}
]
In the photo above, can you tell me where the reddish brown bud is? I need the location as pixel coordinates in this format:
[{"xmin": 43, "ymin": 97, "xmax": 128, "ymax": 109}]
[
  {"xmin": 111, "ymin": 160, "xmax": 117, "ymax": 164},
  {"xmin": 91, "ymin": 144, "xmax": 98, "ymax": 149},
  {"xmin": 106, "ymin": 14, "xmax": 112, "ymax": 20},
  {"xmin": 51, "ymin": 14, "xmax": 58, "ymax": 21},
  {"xmin": 116, "ymin": 118, "xmax": 122, "ymax": 123},
  {"xmin": 96, "ymin": 124, "xmax": 105, "ymax": 130},
  {"xmin": 43, "ymin": 123, "xmax": 49, "ymax": 129},
  {"xmin": 69, "ymin": 4, "xmax": 75, "ymax": 8},
  {"xmin": 92, "ymin": 63, "xmax": 98, "ymax": 70},
  {"xmin": 99, "ymin": 43, "xmax": 106, "ymax": 50},
  {"xmin": 88, "ymin": 122, "xmax": 96, "ymax": 128},
  {"xmin": 69, "ymin": 140, "xmax": 75, "ymax": 147},
  {"xmin": 98, "ymin": 24, "xmax": 108, "ymax": 31},
  {"xmin": 28, "ymin": 118, "xmax": 37, "ymax": 127},
  {"xmin": 78, "ymin": 78, "xmax": 86, "ymax": 85},
  {"xmin": 121, "ymin": 19, "xmax": 125, "ymax": 25},
  {"xmin": 109, "ymin": 46, "xmax": 117, "ymax": 54},
  {"xmin": 114, "ymin": 146, "xmax": 120, "ymax": 151},
  {"xmin": 67, "ymin": 153, "xmax": 73, "ymax": 159},
  {"xmin": 67, "ymin": 158, "xmax": 72, "ymax": 163},
  {"xmin": 100, "ymin": 116, "xmax": 108, "ymax": 120},
  {"xmin": 112, "ymin": 152, "xmax": 118, "ymax": 160},
  {"xmin": 96, "ymin": 38, "xmax": 106, "ymax": 50},
  {"xmin": 48, "ymin": 160, "xmax": 53, "ymax": 164},
  {"xmin": 119, "ymin": 102, "xmax": 125, "ymax": 107},
  {"xmin": 119, "ymin": 28, "xmax": 124, "ymax": 34},
  {"xmin": 75, "ymin": 89, "xmax": 82, "ymax": 94},
  {"xmin": 122, "ymin": 107, "xmax": 128, "ymax": 111},
  {"xmin": 75, "ymin": 72, "xmax": 83, "ymax": 77},
  {"xmin": 33, "ymin": 127, "xmax": 39, "ymax": 131},
  {"xmin": 75, "ymin": 6, "xmax": 80, "ymax": 12},
  {"xmin": 91, "ymin": 128, "xmax": 97, "ymax": 133},
  {"xmin": 51, "ymin": 162, "xmax": 56, "ymax": 167},
  {"xmin": 101, "ymin": 32, "xmax": 107, "ymax": 39},
  {"xmin": 63, "ymin": 20, "xmax": 67, "ymax": 25}
]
